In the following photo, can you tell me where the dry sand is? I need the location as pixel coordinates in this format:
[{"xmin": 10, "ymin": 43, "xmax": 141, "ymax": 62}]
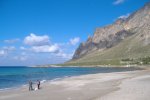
[{"xmin": 0, "ymin": 69, "xmax": 150, "ymax": 100}]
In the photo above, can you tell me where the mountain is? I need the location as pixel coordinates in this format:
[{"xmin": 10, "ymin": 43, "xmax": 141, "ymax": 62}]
[{"xmin": 64, "ymin": 2, "xmax": 150, "ymax": 66}]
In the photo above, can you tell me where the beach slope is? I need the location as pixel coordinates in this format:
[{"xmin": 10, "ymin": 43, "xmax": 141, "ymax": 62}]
[{"xmin": 0, "ymin": 70, "xmax": 150, "ymax": 100}]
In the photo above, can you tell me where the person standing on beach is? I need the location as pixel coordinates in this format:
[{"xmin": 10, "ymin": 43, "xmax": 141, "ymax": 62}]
[
  {"xmin": 29, "ymin": 80, "xmax": 33, "ymax": 91},
  {"xmin": 37, "ymin": 80, "xmax": 40, "ymax": 89}
]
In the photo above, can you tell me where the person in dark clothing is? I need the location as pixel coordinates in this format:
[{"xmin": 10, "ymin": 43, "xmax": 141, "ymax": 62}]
[
  {"xmin": 29, "ymin": 80, "xmax": 33, "ymax": 91},
  {"xmin": 37, "ymin": 80, "xmax": 40, "ymax": 89}
]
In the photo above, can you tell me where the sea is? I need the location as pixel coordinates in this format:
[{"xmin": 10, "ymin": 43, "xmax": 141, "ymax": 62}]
[{"xmin": 0, "ymin": 66, "xmax": 140, "ymax": 90}]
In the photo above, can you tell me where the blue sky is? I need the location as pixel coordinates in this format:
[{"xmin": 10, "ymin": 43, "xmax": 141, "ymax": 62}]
[{"xmin": 0, "ymin": 0, "xmax": 149, "ymax": 66}]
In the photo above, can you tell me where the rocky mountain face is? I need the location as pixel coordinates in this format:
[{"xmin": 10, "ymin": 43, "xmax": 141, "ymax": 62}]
[{"xmin": 72, "ymin": 2, "xmax": 150, "ymax": 60}]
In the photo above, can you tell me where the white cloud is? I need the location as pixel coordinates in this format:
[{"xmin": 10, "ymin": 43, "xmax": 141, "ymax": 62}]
[
  {"xmin": 13, "ymin": 52, "xmax": 28, "ymax": 61},
  {"xmin": 14, "ymin": 56, "xmax": 27, "ymax": 61},
  {"xmin": 4, "ymin": 39, "xmax": 20, "ymax": 44},
  {"xmin": 3, "ymin": 46, "xmax": 16, "ymax": 51},
  {"xmin": 0, "ymin": 46, "xmax": 16, "ymax": 56},
  {"xmin": 113, "ymin": 0, "xmax": 125, "ymax": 5},
  {"xmin": 0, "ymin": 33, "xmax": 79, "ymax": 65},
  {"xmin": 31, "ymin": 44, "xmax": 59, "ymax": 53},
  {"xmin": 118, "ymin": 13, "xmax": 130, "ymax": 19},
  {"xmin": 56, "ymin": 51, "xmax": 73, "ymax": 59},
  {"xmin": 21, "ymin": 52, "xmax": 27, "ymax": 56},
  {"xmin": 70, "ymin": 37, "xmax": 80, "ymax": 45},
  {"xmin": 0, "ymin": 50, "xmax": 6, "ymax": 56},
  {"xmin": 24, "ymin": 33, "xmax": 50, "ymax": 46},
  {"xmin": 20, "ymin": 46, "xmax": 27, "ymax": 50},
  {"xmin": 23, "ymin": 34, "xmax": 61, "ymax": 53}
]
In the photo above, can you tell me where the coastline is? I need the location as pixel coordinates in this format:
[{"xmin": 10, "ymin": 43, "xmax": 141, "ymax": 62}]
[
  {"xmin": 0, "ymin": 66, "xmax": 143, "ymax": 92},
  {"xmin": 0, "ymin": 69, "xmax": 150, "ymax": 100},
  {"xmin": 37, "ymin": 63, "xmax": 150, "ymax": 69}
]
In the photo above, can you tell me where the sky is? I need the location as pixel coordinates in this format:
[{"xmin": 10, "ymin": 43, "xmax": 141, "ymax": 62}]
[{"xmin": 0, "ymin": 0, "xmax": 149, "ymax": 66}]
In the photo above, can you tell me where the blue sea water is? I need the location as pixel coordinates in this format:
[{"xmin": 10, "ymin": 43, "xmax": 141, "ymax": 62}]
[{"xmin": 0, "ymin": 66, "xmax": 140, "ymax": 90}]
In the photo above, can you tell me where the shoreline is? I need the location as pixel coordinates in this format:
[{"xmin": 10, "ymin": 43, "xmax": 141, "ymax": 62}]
[
  {"xmin": 35, "ymin": 64, "xmax": 150, "ymax": 69},
  {"xmin": 0, "ymin": 67, "xmax": 144, "ymax": 92},
  {"xmin": 0, "ymin": 69, "xmax": 150, "ymax": 100}
]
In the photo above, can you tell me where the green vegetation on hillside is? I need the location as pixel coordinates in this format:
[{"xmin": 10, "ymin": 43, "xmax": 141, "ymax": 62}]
[{"xmin": 63, "ymin": 29, "xmax": 150, "ymax": 66}]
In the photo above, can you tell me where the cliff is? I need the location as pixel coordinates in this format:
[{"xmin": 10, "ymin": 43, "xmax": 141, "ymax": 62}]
[{"xmin": 66, "ymin": 2, "xmax": 150, "ymax": 66}]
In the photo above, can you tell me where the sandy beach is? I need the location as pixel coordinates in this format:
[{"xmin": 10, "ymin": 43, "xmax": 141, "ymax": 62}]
[{"xmin": 0, "ymin": 69, "xmax": 150, "ymax": 100}]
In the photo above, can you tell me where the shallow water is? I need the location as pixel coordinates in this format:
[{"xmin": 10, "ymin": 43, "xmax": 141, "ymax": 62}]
[{"xmin": 0, "ymin": 66, "xmax": 140, "ymax": 90}]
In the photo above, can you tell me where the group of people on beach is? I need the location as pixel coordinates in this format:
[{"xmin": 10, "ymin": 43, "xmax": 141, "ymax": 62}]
[{"xmin": 29, "ymin": 80, "xmax": 40, "ymax": 91}]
